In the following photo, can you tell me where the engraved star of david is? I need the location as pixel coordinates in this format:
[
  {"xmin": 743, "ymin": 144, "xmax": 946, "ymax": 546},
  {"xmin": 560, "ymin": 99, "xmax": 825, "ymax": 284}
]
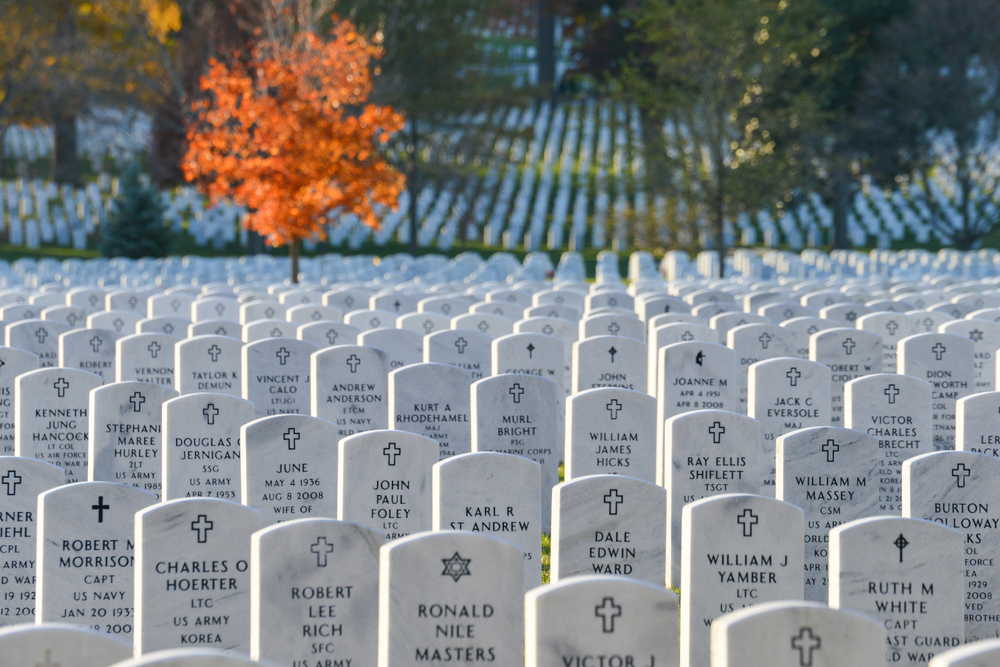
[{"xmin": 441, "ymin": 552, "xmax": 472, "ymax": 582}]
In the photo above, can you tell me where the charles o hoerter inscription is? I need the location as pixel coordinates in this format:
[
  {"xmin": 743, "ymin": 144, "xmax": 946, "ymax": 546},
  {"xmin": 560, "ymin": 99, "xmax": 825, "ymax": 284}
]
[{"xmin": 134, "ymin": 498, "xmax": 262, "ymax": 654}]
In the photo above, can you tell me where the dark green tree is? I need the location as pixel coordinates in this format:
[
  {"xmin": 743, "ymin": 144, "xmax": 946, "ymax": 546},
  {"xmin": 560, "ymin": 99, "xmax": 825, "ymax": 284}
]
[
  {"xmin": 788, "ymin": 0, "xmax": 910, "ymax": 249},
  {"xmin": 101, "ymin": 163, "xmax": 172, "ymax": 258},
  {"xmin": 333, "ymin": 0, "xmax": 526, "ymax": 255},
  {"xmin": 854, "ymin": 0, "xmax": 1000, "ymax": 249},
  {"xmin": 628, "ymin": 0, "xmax": 829, "ymax": 273}
]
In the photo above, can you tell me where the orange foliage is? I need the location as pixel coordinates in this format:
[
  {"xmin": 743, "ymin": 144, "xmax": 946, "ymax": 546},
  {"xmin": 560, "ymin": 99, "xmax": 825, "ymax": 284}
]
[{"xmin": 183, "ymin": 21, "xmax": 405, "ymax": 248}]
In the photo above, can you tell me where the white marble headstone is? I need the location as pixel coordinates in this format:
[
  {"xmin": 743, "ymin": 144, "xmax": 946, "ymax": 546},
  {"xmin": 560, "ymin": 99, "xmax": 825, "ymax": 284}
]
[
  {"xmin": 16, "ymin": 367, "xmax": 104, "ymax": 483},
  {"xmin": 0, "ymin": 456, "xmax": 64, "ymax": 626},
  {"xmin": 526, "ymin": 575, "xmax": 679, "ymax": 667},
  {"xmin": 424, "ymin": 329, "xmax": 492, "ymax": 381},
  {"xmin": 433, "ymin": 452, "xmax": 541, "ymax": 591},
  {"xmin": 491, "ymin": 332, "xmax": 565, "ymax": 400},
  {"xmin": 59, "ymin": 328, "xmax": 121, "ymax": 381},
  {"xmin": 6, "ymin": 319, "xmax": 68, "ymax": 367},
  {"xmin": 0, "ymin": 623, "xmax": 131, "ymax": 666},
  {"xmin": 809, "ymin": 327, "xmax": 882, "ymax": 426},
  {"xmin": 647, "ymin": 322, "xmax": 718, "ymax": 394},
  {"xmin": 240, "ymin": 414, "xmax": 339, "ymax": 526},
  {"xmin": 250, "ymin": 518, "xmax": 380, "ymax": 666},
  {"xmin": 956, "ymin": 391, "xmax": 1000, "ymax": 455},
  {"xmin": 471, "ymin": 374, "xmax": 561, "ymax": 530},
  {"xmin": 138, "ymin": 317, "xmax": 191, "ymax": 337},
  {"xmin": 358, "ymin": 327, "xmax": 422, "ymax": 370},
  {"xmin": 857, "ymin": 312, "xmax": 920, "ymax": 373},
  {"xmin": 748, "ymin": 357, "xmax": 831, "ymax": 493},
  {"xmin": 565, "ymin": 387, "xmax": 656, "ymax": 482},
  {"xmin": 657, "ymin": 340, "xmax": 739, "ymax": 444},
  {"xmin": 117, "ymin": 333, "xmax": 176, "ymax": 388},
  {"xmin": 337, "ymin": 429, "xmax": 436, "ymax": 542},
  {"xmin": 551, "ymin": 474, "xmax": 666, "ymax": 586},
  {"xmin": 297, "ymin": 320, "xmax": 361, "ymax": 349},
  {"xmin": 898, "ymin": 333, "xmax": 974, "ymax": 452},
  {"xmin": 680, "ymin": 494, "xmax": 804, "ymax": 667},
  {"xmin": 845, "ymin": 373, "xmax": 934, "ymax": 514},
  {"xmin": 389, "ymin": 363, "xmax": 472, "ymax": 460},
  {"xmin": 709, "ymin": 601, "xmax": 885, "ymax": 667},
  {"xmin": 662, "ymin": 409, "xmax": 764, "ymax": 587},
  {"xmin": 310, "ymin": 345, "xmax": 390, "ymax": 437},
  {"xmin": 928, "ymin": 640, "xmax": 1000, "ymax": 666},
  {"xmin": 161, "ymin": 393, "xmax": 254, "ymax": 501},
  {"xmin": 134, "ymin": 498, "xmax": 262, "ymax": 655},
  {"xmin": 241, "ymin": 338, "xmax": 315, "ymax": 419},
  {"xmin": 37, "ymin": 481, "xmax": 157, "ymax": 636},
  {"xmin": 89, "ymin": 382, "xmax": 177, "ymax": 499},
  {"xmin": 377, "ymin": 531, "xmax": 523, "ymax": 666},
  {"xmin": 776, "ymin": 426, "xmax": 879, "ymax": 602},
  {"xmin": 175, "ymin": 336, "xmax": 242, "ymax": 397},
  {"xmin": 940, "ymin": 319, "xmax": 1000, "ymax": 393},
  {"xmin": 453, "ymin": 312, "xmax": 515, "ymax": 339},
  {"xmin": 572, "ymin": 335, "xmax": 647, "ymax": 394},
  {"xmin": 726, "ymin": 323, "xmax": 796, "ymax": 414},
  {"xmin": 830, "ymin": 516, "xmax": 963, "ymax": 666},
  {"xmin": 0, "ymin": 346, "xmax": 39, "ymax": 454},
  {"xmin": 903, "ymin": 450, "xmax": 1000, "ymax": 642}
]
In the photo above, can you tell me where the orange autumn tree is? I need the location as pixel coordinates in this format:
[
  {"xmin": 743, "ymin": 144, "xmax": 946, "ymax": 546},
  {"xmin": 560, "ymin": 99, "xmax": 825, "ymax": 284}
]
[{"xmin": 183, "ymin": 21, "xmax": 404, "ymax": 282}]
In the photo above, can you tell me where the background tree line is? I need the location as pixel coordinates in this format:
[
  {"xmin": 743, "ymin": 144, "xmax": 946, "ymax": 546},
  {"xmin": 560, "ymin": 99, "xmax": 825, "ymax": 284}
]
[{"xmin": 2, "ymin": 0, "xmax": 998, "ymax": 256}]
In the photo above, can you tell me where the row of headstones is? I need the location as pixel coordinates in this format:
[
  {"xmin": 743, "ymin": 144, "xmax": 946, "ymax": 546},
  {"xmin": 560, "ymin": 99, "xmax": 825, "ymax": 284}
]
[
  {"xmin": 5, "ymin": 264, "xmax": 997, "ymax": 393},
  {"xmin": 1, "ymin": 269, "xmax": 992, "ymax": 445},
  {"xmin": 2, "ymin": 330, "xmax": 994, "ymax": 607},
  {"xmin": 0, "ymin": 298, "xmax": 984, "ymax": 535},
  {"xmin": 0, "ymin": 279, "xmax": 668, "ymax": 400},
  {"xmin": 4, "ymin": 488, "xmax": 1000, "ymax": 667},
  {"xmin": 10, "ymin": 603, "xmax": 1000, "ymax": 666},
  {"xmin": 4, "ymin": 272, "xmax": 994, "ymax": 391},
  {"xmin": 0, "ymin": 295, "xmax": 987, "ymax": 414},
  {"xmin": 16, "ymin": 253, "xmax": 1000, "ymax": 336},
  {"xmin": 0, "ymin": 275, "xmax": 994, "ymax": 645},
  {"xmin": 0, "ymin": 279, "xmax": 681, "ymax": 343},
  {"xmin": 0, "ymin": 309, "xmax": 913, "ymax": 453},
  {"xmin": 5, "ymin": 282, "xmax": 994, "ymax": 464},
  {"xmin": 5, "ymin": 334, "xmax": 990, "ymax": 525},
  {"xmin": 2, "ymin": 355, "xmax": 1000, "ymax": 616}
]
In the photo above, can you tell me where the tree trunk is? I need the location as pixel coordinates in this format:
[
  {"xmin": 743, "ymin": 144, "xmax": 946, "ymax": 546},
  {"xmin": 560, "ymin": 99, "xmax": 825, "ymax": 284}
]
[
  {"xmin": 832, "ymin": 164, "xmax": 851, "ymax": 250},
  {"xmin": 408, "ymin": 118, "xmax": 420, "ymax": 257},
  {"xmin": 289, "ymin": 237, "xmax": 300, "ymax": 284},
  {"xmin": 247, "ymin": 230, "xmax": 266, "ymax": 254},
  {"xmin": 53, "ymin": 112, "xmax": 80, "ymax": 187},
  {"xmin": 150, "ymin": 95, "xmax": 187, "ymax": 187},
  {"xmin": 536, "ymin": 0, "xmax": 556, "ymax": 95},
  {"xmin": 714, "ymin": 148, "xmax": 726, "ymax": 279},
  {"xmin": 458, "ymin": 182, "xmax": 471, "ymax": 250},
  {"xmin": 638, "ymin": 106, "xmax": 669, "ymax": 192},
  {"xmin": 715, "ymin": 187, "xmax": 726, "ymax": 279},
  {"xmin": 959, "ymin": 170, "xmax": 973, "ymax": 250}
]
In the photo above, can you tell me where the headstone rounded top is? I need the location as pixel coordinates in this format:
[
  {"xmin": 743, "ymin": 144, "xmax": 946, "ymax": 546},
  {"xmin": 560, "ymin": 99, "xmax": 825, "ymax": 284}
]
[
  {"xmin": 389, "ymin": 360, "xmax": 472, "ymax": 379},
  {"xmin": 928, "ymin": 638, "xmax": 1000, "ymax": 666},
  {"xmin": 17, "ymin": 365, "xmax": 103, "ymax": 383},
  {"xmin": 380, "ymin": 528, "xmax": 520, "ymax": 555},
  {"xmin": 710, "ymin": 600, "xmax": 885, "ymax": 667},
  {"xmin": 163, "ymin": 390, "xmax": 254, "ymax": 411},
  {"xmin": 251, "ymin": 515, "xmax": 377, "ymax": 541},
  {"xmin": 712, "ymin": 598, "xmax": 881, "ymax": 627},
  {"xmin": 528, "ymin": 572, "xmax": 670, "ymax": 599},
  {"xmin": 0, "ymin": 622, "xmax": 132, "ymax": 667},
  {"xmin": 830, "ymin": 514, "xmax": 963, "ymax": 541},
  {"xmin": 108, "ymin": 648, "xmax": 279, "ymax": 667}
]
